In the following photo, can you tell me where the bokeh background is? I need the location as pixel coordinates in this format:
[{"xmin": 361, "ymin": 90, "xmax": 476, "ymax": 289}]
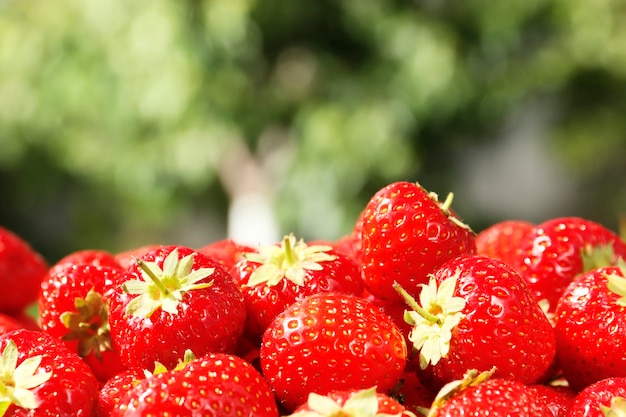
[{"xmin": 2, "ymin": 0, "xmax": 626, "ymax": 264}]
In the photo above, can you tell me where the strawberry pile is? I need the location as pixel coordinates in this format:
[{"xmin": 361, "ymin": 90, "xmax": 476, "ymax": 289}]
[{"xmin": 1, "ymin": 180, "xmax": 626, "ymax": 416}]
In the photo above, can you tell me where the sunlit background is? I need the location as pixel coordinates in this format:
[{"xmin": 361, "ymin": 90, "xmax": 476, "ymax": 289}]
[{"xmin": 2, "ymin": 0, "xmax": 626, "ymax": 264}]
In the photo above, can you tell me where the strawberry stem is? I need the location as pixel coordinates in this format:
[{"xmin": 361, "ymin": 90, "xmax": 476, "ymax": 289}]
[
  {"xmin": 440, "ymin": 192, "xmax": 454, "ymax": 214},
  {"xmin": 137, "ymin": 259, "xmax": 172, "ymax": 298},
  {"xmin": 393, "ymin": 281, "xmax": 442, "ymax": 324},
  {"xmin": 283, "ymin": 235, "xmax": 295, "ymax": 265}
]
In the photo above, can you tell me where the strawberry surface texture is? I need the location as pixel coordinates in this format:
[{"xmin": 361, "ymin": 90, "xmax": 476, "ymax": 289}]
[{"xmin": 1, "ymin": 179, "xmax": 626, "ymax": 416}]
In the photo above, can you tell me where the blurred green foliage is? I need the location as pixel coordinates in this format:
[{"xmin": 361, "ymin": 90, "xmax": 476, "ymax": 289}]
[{"xmin": 1, "ymin": 0, "xmax": 626, "ymax": 263}]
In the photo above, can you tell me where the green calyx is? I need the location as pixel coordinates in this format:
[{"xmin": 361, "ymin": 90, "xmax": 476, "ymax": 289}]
[
  {"xmin": 581, "ymin": 243, "xmax": 618, "ymax": 272},
  {"xmin": 0, "ymin": 340, "xmax": 52, "ymax": 415},
  {"xmin": 243, "ymin": 233, "xmax": 336, "ymax": 288},
  {"xmin": 427, "ymin": 368, "xmax": 495, "ymax": 417},
  {"xmin": 122, "ymin": 248, "xmax": 214, "ymax": 318},
  {"xmin": 606, "ymin": 258, "xmax": 626, "ymax": 307},
  {"xmin": 60, "ymin": 288, "xmax": 113, "ymax": 360},
  {"xmin": 601, "ymin": 396, "xmax": 626, "ymax": 417},
  {"xmin": 393, "ymin": 273, "xmax": 466, "ymax": 370},
  {"xmin": 144, "ymin": 349, "xmax": 196, "ymax": 378},
  {"xmin": 287, "ymin": 386, "xmax": 417, "ymax": 417},
  {"xmin": 426, "ymin": 189, "xmax": 473, "ymax": 233}
]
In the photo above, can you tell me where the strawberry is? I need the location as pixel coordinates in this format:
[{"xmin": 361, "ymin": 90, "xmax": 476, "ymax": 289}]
[
  {"xmin": 231, "ymin": 233, "xmax": 364, "ymax": 341},
  {"xmin": 474, "ymin": 219, "xmax": 534, "ymax": 268},
  {"xmin": 0, "ymin": 226, "xmax": 48, "ymax": 313},
  {"xmin": 38, "ymin": 263, "xmax": 127, "ymax": 383},
  {"xmin": 196, "ymin": 238, "xmax": 255, "ymax": 270},
  {"xmin": 114, "ymin": 244, "xmax": 161, "ymax": 269},
  {"xmin": 98, "ymin": 350, "xmax": 196, "ymax": 416},
  {"xmin": 395, "ymin": 254, "xmax": 555, "ymax": 391},
  {"xmin": 0, "ymin": 312, "xmax": 30, "ymax": 335},
  {"xmin": 260, "ymin": 291, "xmax": 408, "ymax": 412},
  {"xmin": 108, "ymin": 245, "xmax": 246, "ymax": 371},
  {"xmin": 97, "ymin": 368, "xmax": 144, "ymax": 417},
  {"xmin": 391, "ymin": 370, "xmax": 437, "ymax": 415},
  {"xmin": 286, "ymin": 386, "xmax": 418, "ymax": 417},
  {"xmin": 0, "ymin": 328, "xmax": 99, "ymax": 416},
  {"xmin": 53, "ymin": 249, "xmax": 123, "ymax": 270},
  {"xmin": 553, "ymin": 261, "xmax": 626, "ymax": 391},
  {"xmin": 567, "ymin": 377, "xmax": 626, "ymax": 417},
  {"xmin": 513, "ymin": 216, "xmax": 626, "ymax": 315},
  {"xmin": 111, "ymin": 352, "xmax": 279, "ymax": 416},
  {"xmin": 427, "ymin": 369, "xmax": 553, "ymax": 417},
  {"xmin": 360, "ymin": 181, "xmax": 475, "ymax": 301},
  {"xmin": 526, "ymin": 384, "xmax": 576, "ymax": 417}
]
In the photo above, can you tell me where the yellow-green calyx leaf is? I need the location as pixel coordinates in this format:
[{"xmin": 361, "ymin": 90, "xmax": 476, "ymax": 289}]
[
  {"xmin": 243, "ymin": 233, "xmax": 336, "ymax": 288},
  {"xmin": 287, "ymin": 386, "xmax": 416, "ymax": 417},
  {"xmin": 0, "ymin": 340, "xmax": 52, "ymax": 413},
  {"xmin": 606, "ymin": 258, "xmax": 626, "ymax": 307},
  {"xmin": 122, "ymin": 249, "xmax": 214, "ymax": 318},
  {"xmin": 601, "ymin": 396, "xmax": 626, "ymax": 417},
  {"xmin": 145, "ymin": 349, "xmax": 196, "ymax": 378},
  {"xmin": 582, "ymin": 243, "xmax": 617, "ymax": 272},
  {"xmin": 60, "ymin": 288, "xmax": 113, "ymax": 360},
  {"xmin": 428, "ymin": 368, "xmax": 495, "ymax": 417},
  {"xmin": 394, "ymin": 273, "xmax": 466, "ymax": 370}
]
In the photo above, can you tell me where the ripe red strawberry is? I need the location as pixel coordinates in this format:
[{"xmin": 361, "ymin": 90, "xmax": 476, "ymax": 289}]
[
  {"xmin": 286, "ymin": 386, "xmax": 417, "ymax": 417},
  {"xmin": 567, "ymin": 377, "xmax": 626, "ymax": 417},
  {"xmin": 360, "ymin": 181, "xmax": 476, "ymax": 301},
  {"xmin": 0, "ymin": 226, "xmax": 48, "ymax": 313},
  {"xmin": 114, "ymin": 244, "xmax": 161, "ymax": 269},
  {"xmin": 108, "ymin": 245, "xmax": 246, "ymax": 371},
  {"xmin": 553, "ymin": 262, "xmax": 626, "ymax": 391},
  {"xmin": 196, "ymin": 238, "xmax": 255, "ymax": 270},
  {"xmin": 0, "ymin": 328, "xmax": 99, "ymax": 416},
  {"xmin": 38, "ymin": 263, "xmax": 127, "ymax": 383},
  {"xmin": 98, "ymin": 350, "xmax": 196, "ymax": 416},
  {"xmin": 395, "ymin": 254, "xmax": 555, "ymax": 391},
  {"xmin": 526, "ymin": 384, "xmax": 576, "ymax": 417},
  {"xmin": 514, "ymin": 216, "xmax": 626, "ymax": 315},
  {"xmin": 231, "ymin": 234, "xmax": 364, "ymax": 341},
  {"xmin": 98, "ymin": 368, "xmax": 144, "ymax": 417},
  {"xmin": 260, "ymin": 291, "xmax": 407, "ymax": 412},
  {"xmin": 475, "ymin": 219, "xmax": 534, "ymax": 268},
  {"xmin": 111, "ymin": 352, "xmax": 279, "ymax": 416},
  {"xmin": 53, "ymin": 249, "xmax": 123, "ymax": 270},
  {"xmin": 0, "ymin": 312, "xmax": 30, "ymax": 335},
  {"xmin": 427, "ymin": 369, "xmax": 553, "ymax": 417}
]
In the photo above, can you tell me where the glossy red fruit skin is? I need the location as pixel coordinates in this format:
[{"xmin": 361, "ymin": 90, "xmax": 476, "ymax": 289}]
[
  {"xmin": 567, "ymin": 377, "xmax": 626, "ymax": 417},
  {"xmin": 112, "ymin": 353, "xmax": 279, "ymax": 417},
  {"xmin": 114, "ymin": 244, "xmax": 161, "ymax": 269},
  {"xmin": 38, "ymin": 263, "xmax": 120, "ymax": 337},
  {"xmin": 0, "ymin": 312, "xmax": 30, "ymax": 335},
  {"xmin": 196, "ymin": 238, "xmax": 256, "ymax": 270},
  {"xmin": 260, "ymin": 292, "xmax": 407, "ymax": 412},
  {"xmin": 514, "ymin": 217, "xmax": 626, "ymax": 314},
  {"xmin": 38, "ymin": 263, "xmax": 127, "ymax": 382},
  {"xmin": 526, "ymin": 384, "xmax": 576, "ymax": 417},
  {"xmin": 475, "ymin": 220, "xmax": 534, "ymax": 269},
  {"xmin": 53, "ymin": 249, "xmax": 123, "ymax": 270},
  {"xmin": 430, "ymin": 377, "xmax": 553, "ymax": 417},
  {"xmin": 421, "ymin": 255, "xmax": 556, "ymax": 390},
  {"xmin": 0, "ymin": 329, "xmax": 99, "ymax": 416},
  {"xmin": 232, "ymin": 248, "xmax": 364, "ymax": 341},
  {"xmin": 98, "ymin": 369, "xmax": 144, "ymax": 417},
  {"xmin": 108, "ymin": 246, "xmax": 246, "ymax": 371},
  {"xmin": 553, "ymin": 265, "xmax": 626, "ymax": 391},
  {"xmin": 0, "ymin": 226, "xmax": 48, "ymax": 313},
  {"xmin": 361, "ymin": 181, "xmax": 476, "ymax": 301}
]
